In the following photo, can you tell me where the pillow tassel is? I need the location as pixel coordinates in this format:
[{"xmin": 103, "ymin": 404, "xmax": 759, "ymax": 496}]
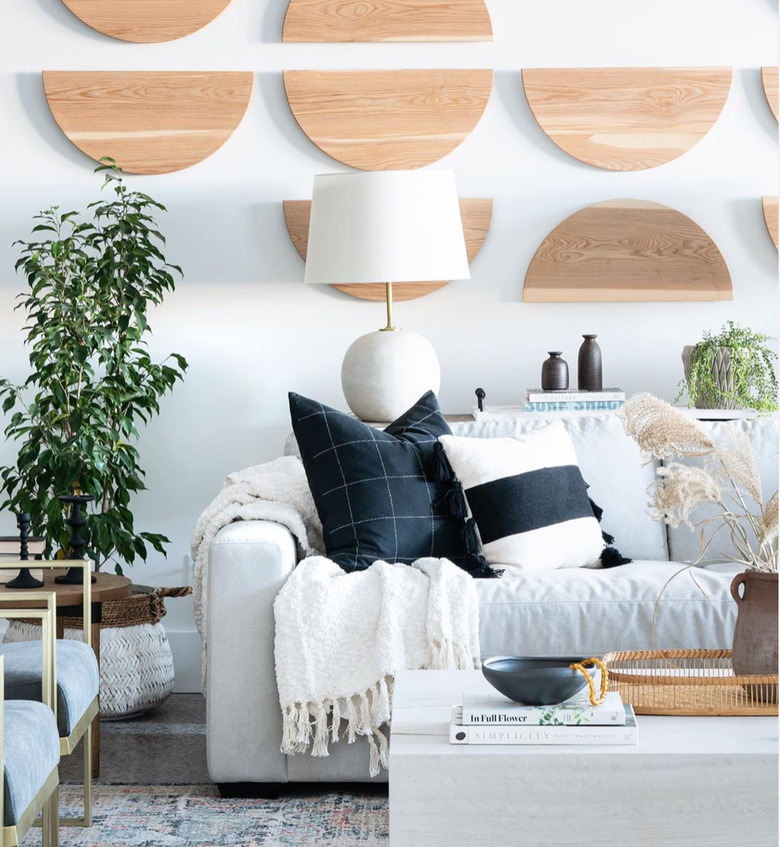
[
  {"xmin": 463, "ymin": 518, "xmax": 501, "ymax": 578},
  {"xmin": 601, "ymin": 546, "xmax": 632, "ymax": 568},
  {"xmin": 430, "ymin": 440, "xmax": 455, "ymax": 482},
  {"xmin": 435, "ymin": 481, "xmax": 469, "ymax": 519},
  {"xmin": 589, "ymin": 497, "xmax": 604, "ymax": 522}
]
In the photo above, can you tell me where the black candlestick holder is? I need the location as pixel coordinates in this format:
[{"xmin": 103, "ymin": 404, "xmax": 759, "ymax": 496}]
[
  {"xmin": 54, "ymin": 493, "xmax": 96, "ymax": 585},
  {"xmin": 6, "ymin": 512, "xmax": 45, "ymax": 589}
]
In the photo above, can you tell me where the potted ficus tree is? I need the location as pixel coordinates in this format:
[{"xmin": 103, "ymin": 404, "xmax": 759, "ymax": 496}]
[
  {"xmin": 0, "ymin": 162, "xmax": 189, "ymax": 717},
  {"xmin": 680, "ymin": 322, "xmax": 778, "ymax": 412}
]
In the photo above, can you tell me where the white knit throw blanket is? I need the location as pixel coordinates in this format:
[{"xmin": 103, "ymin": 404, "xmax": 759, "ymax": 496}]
[
  {"xmin": 190, "ymin": 456, "xmax": 324, "ymax": 675},
  {"xmin": 274, "ymin": 556, "xmax": 480, "ymax": 776}
]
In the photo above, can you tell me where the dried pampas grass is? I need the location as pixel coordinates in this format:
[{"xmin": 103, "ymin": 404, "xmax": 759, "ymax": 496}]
[
  {"xmin": 620, "ymin": 394, "xmax": 777, "ymax": 573},
  {"xmin": 619, "ymin": 394, "xmax": 715, "ymax": 462}
]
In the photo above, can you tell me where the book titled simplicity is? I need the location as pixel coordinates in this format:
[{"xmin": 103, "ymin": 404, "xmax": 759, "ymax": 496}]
[{"xmin": 450, "ymin": 705, "xmax": 638, "ymax": 746}]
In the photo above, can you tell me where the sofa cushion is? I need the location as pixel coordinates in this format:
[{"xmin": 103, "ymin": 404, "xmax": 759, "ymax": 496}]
[
  {"xmin": 452, "ymin": 415, "xmax": 668, "ymax": 562},
  {"xmin": 667, "ymin": 417, "xmax": 779, "ymax": 564},
  {"xmin": 0, "ymin": 639, "xmax": 98, "ymax": 736},
  {"xmin": 289, "ymin": 391, "xmax": 488, "ymax": 574},
  {"xmin": 439, "ymin": 423, "xmax": 606, "ymax": 572},
  {"xmin": 3, "ymin": 700, "xmax": 59, "ymax": 826},
  {"xmin": 476, "ymin": 561, "xmax": 741, "ymax": 658}
]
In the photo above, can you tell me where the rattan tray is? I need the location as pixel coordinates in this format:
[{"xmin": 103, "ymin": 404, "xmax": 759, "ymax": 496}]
[{"xmin": 602, "ymin": 649, "xmax": 778, "ymax": 716}]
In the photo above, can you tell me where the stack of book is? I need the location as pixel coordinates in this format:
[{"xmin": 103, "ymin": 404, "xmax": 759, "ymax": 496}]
[
  {"xmin": 472, "ymin": 389, "xmax": 625, "ymax": 420},
  {"xmin": 523, "ymin": 388, "xmax": 625, "ymax": 416},
  {"xmin": 450, "ymin": 688, "xmax": 637, "ymax": 746}
]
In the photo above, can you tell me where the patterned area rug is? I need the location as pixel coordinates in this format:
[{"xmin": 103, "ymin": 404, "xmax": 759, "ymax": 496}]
[{"xmin": 59, "ymin": 785, "xmax": 389, "ymax": 847}]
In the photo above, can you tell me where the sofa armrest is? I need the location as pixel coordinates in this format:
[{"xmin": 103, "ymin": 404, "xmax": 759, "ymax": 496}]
[{"xmin": 206, "ymin": 520, "xmax": 296, "ymax": 783}]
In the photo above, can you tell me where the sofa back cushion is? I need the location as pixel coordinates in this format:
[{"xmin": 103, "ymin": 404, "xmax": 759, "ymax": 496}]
[
  {"xmin": 451, "ymin": 415, "xmax": 667, "ymax": 562},
  {"xmin": 666, "ymin": 417, "xmax": 779, "ymax": 564}
]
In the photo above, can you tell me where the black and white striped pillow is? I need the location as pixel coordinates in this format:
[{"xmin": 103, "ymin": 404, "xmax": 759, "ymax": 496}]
[{"xmin": 438, "ymin": 423, "xmax": 606, "ymax": 572}]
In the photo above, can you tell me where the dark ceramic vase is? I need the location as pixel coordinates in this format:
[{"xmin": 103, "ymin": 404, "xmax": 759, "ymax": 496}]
[
  {"xmin": 731, "ymin": 571, "xmax": 778, "ymax": 676},
  {"xmin": 578, "ymin": 334, "xmax": 602, "ymax": 391},
  {"xmin": 541, "ymin": 352, "xmax": 569, "ymax": 391}
]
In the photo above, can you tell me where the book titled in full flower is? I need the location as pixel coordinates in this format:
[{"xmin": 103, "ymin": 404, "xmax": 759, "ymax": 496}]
[
  {"xmin": 450, "ymin": 705, "xmax": 638, "ymax": 746},
  {"xmin": 460, "ymin": 690, "xmax": 626, "ymax": 726}
]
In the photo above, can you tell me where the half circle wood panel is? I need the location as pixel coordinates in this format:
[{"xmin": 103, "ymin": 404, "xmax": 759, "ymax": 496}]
[
  {"xmin": 522, "ymin": 67, "xmax": 732, "ymax": 171},
  {"xmin": 523, "ymin": 199, "xmax": 732, "ymax": 302},
  {"xmin": 284, "ymin": 197, "xmax": 492, "ymax": 300},
  {"xmin": 43, "ymin": 71, "xmax": 253, "ymax": 175},
  {"xmin": 762, "ymin": 67, "xmax": 779, "ymax": 121},
  {"xmin": 763, "ymin": 197, "xmax": 778, "ymax": 249},
  {"xmin": 283, "ymin": 69, "xmax": 493, "ymax": 170},
  {"xmin": 282, "ymin": 0, "xmax": 492, "ymax": 42},
  {"xmin": 60, "ymin": 0, "xmax": 234, "ymax": 43}
]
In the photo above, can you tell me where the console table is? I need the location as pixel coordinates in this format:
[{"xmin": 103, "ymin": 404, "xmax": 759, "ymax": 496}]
[
  {"xmin": 390, "ymin": 669, "xmax": 778, "ymax": 847},
  {"xmin": 0, "ymin": 569, "xmax": 132, "ymax": 777}
]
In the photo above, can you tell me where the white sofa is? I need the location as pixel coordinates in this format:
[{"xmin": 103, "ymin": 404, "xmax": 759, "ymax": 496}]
[{"xmin": 205, "ymin": 414, "xmax": 778, "ymax": 785}]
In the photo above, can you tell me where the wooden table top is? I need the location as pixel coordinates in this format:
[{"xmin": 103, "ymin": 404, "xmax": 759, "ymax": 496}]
[{"xmin": 0, "ymin": 569, "xmax": 131, "ymax": 608}]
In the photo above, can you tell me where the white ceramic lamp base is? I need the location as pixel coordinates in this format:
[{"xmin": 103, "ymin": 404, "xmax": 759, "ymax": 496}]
[{"xmin": 341, "ymin": 330, "xmax": 441, "ymax": 422}]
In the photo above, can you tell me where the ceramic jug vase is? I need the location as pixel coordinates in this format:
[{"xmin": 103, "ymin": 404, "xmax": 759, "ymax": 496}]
[{"xmin": 730, "ymin": 571, "xmax": 778, "ymax": 676}]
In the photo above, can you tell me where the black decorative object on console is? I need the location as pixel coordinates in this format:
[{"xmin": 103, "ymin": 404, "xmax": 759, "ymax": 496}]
[
  {"xmin": 54, "ymin": 493, "xmax": 97, "ymax": 584},
  {"xmin": 541, "ymin": 352, "xmax": 569, "ymax": 391},
  {"xmin": 475, "ymin": 388, "xmax": 486, "ymax": 412},
  {"xmin": 5, "ymin": 512, "xmax": 44, "ymax": 589},
  {"xmin": 578, "ymin": 334, "xmax": 603, "ymax": 391}
]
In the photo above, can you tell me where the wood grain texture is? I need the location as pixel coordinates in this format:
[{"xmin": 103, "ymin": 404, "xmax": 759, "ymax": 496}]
[
  {"xmin": 523, "ymin": 199, "xmax": 732, "ymax": 303},
  {"xmin": 283, "ymin": 197, "xmax": 492, "ymax": 300},
  {"xmin": 43, "ymin": 71, "xmax": 253, "ymax": 175},
  {"xmin": 283, "ymin": 69, "xmax": 493, "ymax": 170},
  {"xmin": 762, "ymin": 67, "xmax": 779, "ymax": 121},
  {"xmin": 60, "ymin": 0, "xmax": 233, "ymax": 43},
  {"xmin": 522, "ymin": 67, "xmax": 732, "ymax": 171},
  {"xmin": 763, "ymin": 196, "xmax": 779, "ymax": 249},
  {"xmin": 282, "ymin": 0, "xmax": 492, "ymax": 42}
]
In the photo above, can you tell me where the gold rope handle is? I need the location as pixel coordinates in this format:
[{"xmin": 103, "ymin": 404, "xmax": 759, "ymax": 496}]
[{"xmin": 570, "ymin": 657, "xmax": 608, "ymax": 706}]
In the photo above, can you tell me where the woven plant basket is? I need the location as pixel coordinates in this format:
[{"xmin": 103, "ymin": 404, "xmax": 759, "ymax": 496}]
[
  {"xmin": 4, "ymin": 585, "xmax": 191, "ymax": 719},
  {"xmin": 681, "ymin": 346, "xmax": 741, "ymax": 410}
]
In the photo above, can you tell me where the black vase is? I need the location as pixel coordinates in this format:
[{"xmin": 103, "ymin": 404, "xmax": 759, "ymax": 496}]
[
  {"xmin": 578, "ymin": 334, "xmax": 603, "ymax": 391},
  {"xmin": 541, "ymin": 352, "xmax": 569, "ymax": 391}
]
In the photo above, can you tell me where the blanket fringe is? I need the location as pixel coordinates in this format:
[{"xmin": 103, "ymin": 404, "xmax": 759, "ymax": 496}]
[{"xmin": 281, "ymin": 674, "xmax": 395, "ymax": 774}]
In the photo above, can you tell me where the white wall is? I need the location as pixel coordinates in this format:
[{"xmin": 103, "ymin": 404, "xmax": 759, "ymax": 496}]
[{"xmin": 0, "ymin": 0, "xmax": 777, "ymax": 690}]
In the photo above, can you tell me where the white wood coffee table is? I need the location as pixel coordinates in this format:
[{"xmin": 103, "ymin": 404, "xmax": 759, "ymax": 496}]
[{"xmin": 390, "ymin": 670, "xmax": 778, "ymax": 847}]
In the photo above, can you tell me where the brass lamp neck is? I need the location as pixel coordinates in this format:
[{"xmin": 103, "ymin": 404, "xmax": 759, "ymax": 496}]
[{"xmin": 381, "ymin": 281, "xmax": 399, "ymax": 331}]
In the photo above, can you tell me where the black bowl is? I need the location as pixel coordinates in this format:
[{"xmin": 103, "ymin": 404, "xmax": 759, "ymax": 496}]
[{"xmin": 481, "ymin": 656, "xmax": 595, "ymax": 706}]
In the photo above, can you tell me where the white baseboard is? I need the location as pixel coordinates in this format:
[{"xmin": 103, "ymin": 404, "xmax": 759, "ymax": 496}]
[{"xmin": 166, "ymin": 629, "xmax": 204, "ymax": 693}]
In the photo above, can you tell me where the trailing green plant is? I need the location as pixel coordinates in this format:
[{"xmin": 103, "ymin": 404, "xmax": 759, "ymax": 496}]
[
  {"xmin": 677, "ymin": 321, "xmax": 778, "ymax": 413},
  {"xmin": 0, "ymin": 162, "xmax": 187, "ymax": 574}
]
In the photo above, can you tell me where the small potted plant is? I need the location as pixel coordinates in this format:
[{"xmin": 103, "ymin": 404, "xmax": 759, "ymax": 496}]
[
  {"xmin": 0, "ymin": 163, "xmax": 189, "ymax": 716},
  {"xmin": 680, "ymin": 321, "xmax": 777, "ymax": 411}
]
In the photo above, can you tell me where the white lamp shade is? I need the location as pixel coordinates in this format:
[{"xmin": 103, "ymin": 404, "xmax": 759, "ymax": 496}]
[{"xmin": 304, "ymin": 170, "xmax": 471, "ymax": 285}]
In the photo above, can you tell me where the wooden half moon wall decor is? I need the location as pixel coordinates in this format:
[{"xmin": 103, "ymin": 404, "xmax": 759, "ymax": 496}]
[
  {"xmin": 43, "ymin": 71, "xmax": 254, "ymax": 175},
  {"xmin": 283, "ymin": 69, "xmax": 493, "ymax": 171},
  {"xmin": 283, "ymin": 198, "xmax": 493, "ymax": 301},
  {"xmin": 522, "ymin": 67, "xmax": 732, "ymax": 171},
  {"xmin": 59, "ymin": 0, "xmax": 234, "ymax": 43},
  {"xmin": 762, "ymin": 67, "xmax": 779, "ymax": 121},
  {"xmin": 523, "ymin": 199, "xmax": 732, "ymax": 303},
  {"xmin": 762, "ymin": 197, "xmax": 779, "ymax": 249},
  {"xmin": 282, "ymin": 0, "xmax": 492, "ymax": 42}
]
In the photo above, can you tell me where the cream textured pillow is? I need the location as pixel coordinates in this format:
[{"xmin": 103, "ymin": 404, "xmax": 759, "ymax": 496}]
[{"xmin": 438, "ymin": 422, "xmax": 606, "ymax": 573}]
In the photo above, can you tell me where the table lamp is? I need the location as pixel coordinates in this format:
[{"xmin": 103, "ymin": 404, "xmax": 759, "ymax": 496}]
[{"xmin": 304, "ymin": 170, "xmax": 470, "ymax": 422}]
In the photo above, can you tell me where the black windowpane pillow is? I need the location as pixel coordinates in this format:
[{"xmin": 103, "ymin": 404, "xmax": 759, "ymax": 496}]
[{"xmin": 289, "ymin": 391, "xmax": 490, "ymax": 575}]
